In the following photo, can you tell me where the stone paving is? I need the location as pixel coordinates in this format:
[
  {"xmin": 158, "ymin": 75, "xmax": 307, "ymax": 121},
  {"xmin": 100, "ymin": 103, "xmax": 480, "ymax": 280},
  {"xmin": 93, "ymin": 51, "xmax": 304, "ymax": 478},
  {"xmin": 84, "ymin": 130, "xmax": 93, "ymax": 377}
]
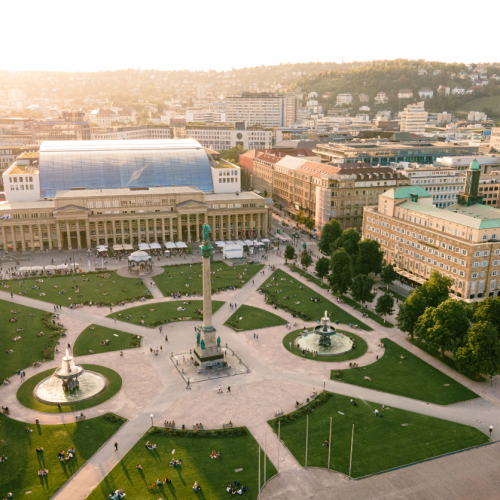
[{"xmin": 2, "ymin": 241, "xmax": 500, "ymax": 500}]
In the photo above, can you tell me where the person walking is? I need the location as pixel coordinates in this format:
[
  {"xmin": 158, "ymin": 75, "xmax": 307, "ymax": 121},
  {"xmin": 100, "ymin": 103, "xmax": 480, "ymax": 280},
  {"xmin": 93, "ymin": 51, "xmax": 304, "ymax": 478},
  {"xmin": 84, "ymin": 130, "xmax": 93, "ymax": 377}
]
[
  {"xmin": 114, "ymin": 442, "xmax": 118, "ymax": 451},
  {"xmin": 227, "ymin": 386, "xmax": 231, "ymax": 393},
  {"xmin": 165, "ymin": 335, "xmax": 168, "ymax": 341}
]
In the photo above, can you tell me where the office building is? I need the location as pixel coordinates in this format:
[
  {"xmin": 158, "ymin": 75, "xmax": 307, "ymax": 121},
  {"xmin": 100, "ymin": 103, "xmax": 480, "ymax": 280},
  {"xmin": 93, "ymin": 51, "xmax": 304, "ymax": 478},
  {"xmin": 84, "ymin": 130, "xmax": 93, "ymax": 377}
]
[
  {"xmin": 491, "ymin": 127, "xmax": 500, "ymax": 152},
  {"xmin": 336, "ymin": 93, "xmax": 353, "ymax": 106},
  {"xmin": 400, "ymin": 102, "xmax": 428, "ymax": 134},
  {"xmin": 363, "ymin": 160, "xmax": 500, "ymax": 301},
  {"xmin": 0, "ymin": 139, "xmax": 272, "ymax": 251},
  {"xmin": 31, "ymin": 111, "xmax": 91, "ymax": 143}
]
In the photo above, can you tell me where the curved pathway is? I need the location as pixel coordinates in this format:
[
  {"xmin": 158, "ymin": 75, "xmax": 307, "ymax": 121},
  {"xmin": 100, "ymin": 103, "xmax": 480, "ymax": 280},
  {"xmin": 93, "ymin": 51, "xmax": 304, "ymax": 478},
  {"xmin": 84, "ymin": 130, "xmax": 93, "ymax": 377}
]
[{"xmin": 1, "ymin": 255, "xmax": 500, "ymax": 500}]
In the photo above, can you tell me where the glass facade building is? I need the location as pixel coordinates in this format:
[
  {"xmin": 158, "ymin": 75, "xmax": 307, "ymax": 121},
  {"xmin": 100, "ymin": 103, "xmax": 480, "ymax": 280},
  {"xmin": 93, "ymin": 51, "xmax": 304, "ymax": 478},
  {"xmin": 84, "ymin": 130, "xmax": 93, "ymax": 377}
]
[{"xmin": 39, "ymin": 139, "xmax": 214, "ymax": 197}]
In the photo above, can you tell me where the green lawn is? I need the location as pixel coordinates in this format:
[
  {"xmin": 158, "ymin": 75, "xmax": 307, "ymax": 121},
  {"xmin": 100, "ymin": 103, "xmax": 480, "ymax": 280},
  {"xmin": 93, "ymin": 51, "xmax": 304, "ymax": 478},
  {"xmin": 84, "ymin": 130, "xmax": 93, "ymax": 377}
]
[
  {"xmin": 333, "ymin": 339, "xmax": 479, "ymax": 405},
  {"xmin": 154, "ymin": 262, "xmax": 263, "ymax": 296},
  {"xmin": 4, "ymin": 272, "xmax": 152, "ymax": 306},
  {"xmin": 340, "ymin": 295, "xmax": 394, "ymax": 328},
  {"xmin": 86, "ymin": 429, "xmax": 276, "ymax": 500},
  {"xmin": 283, "ymin": 329, "xmax": 368, "ymax": 362},
  {"xmin": 380, "ymin": 287, "xmax": 407, "ymax": 302},
  {"xmin": 225, "ymin": 305, "xmax": 287, "ymax": 331},
  {"xmin": 269, "ymin": 392, "xmax": 488, "ymax": 478},
  {"xmin": 287, "ymin": 264, "xmax": 329, "ymax": 289},
  {"xmin": 407, "ymin": 338, "xmax": 485, "ymax": 383},
  {"xmin": 108, "ymin": 300, "xmax": 225, "ymax": 328},
  {"xmin": 0, "ymin": 300, "xmax": 63, "ymax": 382},
  {"xmin": 73, "ymin": 325, "xmax": 141, "ymax": 356},
  {"xmin": 260, "ymin": 269, "xmax": 371, "ymax": 330},
  {"xmin": 0, "ymin": 412, "xmax": 125, "ymax": 499},
  {"xmin": 17, "ymin": 364, "xmax": 123, "ymax": 413}
]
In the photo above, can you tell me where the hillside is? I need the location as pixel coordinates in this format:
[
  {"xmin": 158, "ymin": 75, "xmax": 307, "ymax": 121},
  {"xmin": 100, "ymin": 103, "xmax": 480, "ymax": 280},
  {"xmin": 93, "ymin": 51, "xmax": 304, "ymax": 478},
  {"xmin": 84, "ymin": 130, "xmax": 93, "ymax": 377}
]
[{"xmin": 457, "ymin": 96, "xmax": 500, "ymax": 116}]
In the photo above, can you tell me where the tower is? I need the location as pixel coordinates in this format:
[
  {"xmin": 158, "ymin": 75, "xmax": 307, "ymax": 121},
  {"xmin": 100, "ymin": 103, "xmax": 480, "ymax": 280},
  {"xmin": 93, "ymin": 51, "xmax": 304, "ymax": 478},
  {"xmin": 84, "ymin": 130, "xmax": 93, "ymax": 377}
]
[{"xmin": 457, "ymin": 159, "xmax": 483, "ymax": 206}]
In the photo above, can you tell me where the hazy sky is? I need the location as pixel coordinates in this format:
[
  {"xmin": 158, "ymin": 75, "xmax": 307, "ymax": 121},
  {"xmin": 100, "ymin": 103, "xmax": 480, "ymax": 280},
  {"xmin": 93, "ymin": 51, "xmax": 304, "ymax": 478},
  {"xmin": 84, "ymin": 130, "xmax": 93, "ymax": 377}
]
[{"xmin": 3, "ymin": 0, "xmax": 499, "ymax": 72}]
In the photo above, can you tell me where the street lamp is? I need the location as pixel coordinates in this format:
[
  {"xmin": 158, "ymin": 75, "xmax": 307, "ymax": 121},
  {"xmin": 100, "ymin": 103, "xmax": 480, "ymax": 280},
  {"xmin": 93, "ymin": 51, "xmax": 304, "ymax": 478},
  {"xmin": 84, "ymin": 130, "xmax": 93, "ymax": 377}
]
[
  {"xmin": 150, "ymin": 414, "xmax": 154, "ymax": 427},
  {"xmin": 323, "ymin": 379, "xmax": 326, "ymax": 391},
  {"xmin": 489, "ymin": 426, "xmax": 493, "ymax": 438}
]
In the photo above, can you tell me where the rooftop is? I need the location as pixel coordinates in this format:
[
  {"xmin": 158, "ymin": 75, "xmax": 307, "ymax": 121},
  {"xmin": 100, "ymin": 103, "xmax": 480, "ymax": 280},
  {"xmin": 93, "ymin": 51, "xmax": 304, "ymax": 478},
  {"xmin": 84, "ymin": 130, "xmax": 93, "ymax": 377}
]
[
  {"xmin": 39, "ymin": 139, "xmax": 203, "ymax": 153},
  {"xmin": 55, "ymin": 186, "xmax": 202, "ymax": 199},
  {"xmin": 383, "ymin": 186, "xmax": 431, "ymax": 199}
]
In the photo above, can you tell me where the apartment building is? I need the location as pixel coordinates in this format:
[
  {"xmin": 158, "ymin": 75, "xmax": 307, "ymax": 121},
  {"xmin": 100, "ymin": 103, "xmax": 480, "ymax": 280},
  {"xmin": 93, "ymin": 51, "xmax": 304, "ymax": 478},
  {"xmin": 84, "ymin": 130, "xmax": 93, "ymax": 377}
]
[
  {"xmin": 400, "ymin": 102, "xmax": 428, "ymax": 134},
  {"xmin": 491, "ymin": 127, "xmax": 500, "ymax": 151},
  {"xmin": 336, "ymin": 93, "xmax": 353, "ymax": 106},
  {"xmin": 224, "ymin": 92, "xmax": 295, "ymax": 127},
  {"xmin": 363, "ymin": 161, "xmax": 500, "ymax": 301},
  {"xmin": 253, "ymin": 155, "xmax": 409, "ymax": 231},
  {"xmin": 185, "ymin": 109, "xmax": 226, "ymax": 123},
  {"xmin": 359, "ymin": 93, "xmax": 369, "ymax": 103},
  {"xmin": 398, "ymin": 89, "xmax": 413, "ymax": 99},
  {"xmin": 479, "ymin": 172, "xmax": 500, "ymax": 207},
  {"xmin": 31, "ymin": 111, "xmax": 91, "ymax": 143}
]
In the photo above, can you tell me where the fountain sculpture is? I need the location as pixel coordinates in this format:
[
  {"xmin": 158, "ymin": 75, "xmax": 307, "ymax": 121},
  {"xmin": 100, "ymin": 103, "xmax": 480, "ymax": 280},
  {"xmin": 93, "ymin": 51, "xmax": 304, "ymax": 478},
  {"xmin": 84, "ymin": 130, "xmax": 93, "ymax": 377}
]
[
  {"xmin": 296, "ymin": 311, "xmax": 354, "ymax": 356},
  {"xmin": 34, "ymin": 349, "xmax": 107, "ymax": 405}
]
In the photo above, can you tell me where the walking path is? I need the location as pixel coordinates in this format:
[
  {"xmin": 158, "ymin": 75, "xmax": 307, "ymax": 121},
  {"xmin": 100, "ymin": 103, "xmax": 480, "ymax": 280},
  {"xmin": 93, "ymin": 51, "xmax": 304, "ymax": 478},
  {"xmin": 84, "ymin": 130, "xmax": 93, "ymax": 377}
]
[{"xmin": 2, "ymin": 252, "xmax": 500, "ymax": 500}]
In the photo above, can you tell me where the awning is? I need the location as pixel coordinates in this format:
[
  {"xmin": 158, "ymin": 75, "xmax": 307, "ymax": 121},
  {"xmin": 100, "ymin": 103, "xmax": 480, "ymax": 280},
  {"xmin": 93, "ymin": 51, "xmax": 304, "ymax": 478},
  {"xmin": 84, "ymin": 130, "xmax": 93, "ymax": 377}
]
[
  {"xmin": 138, "ymin": 243, "xmax": 150, "ymax": 250},
  {"xmin": 31, "ymin": 266, "xmax": 44, "ymax": 271},
  {"xmin": 45, "ymin": 265, "xmax": 56, "ymax": 270},
  {"xmin": 235, "ymin": 240, "xmax": 245, "ymax": 246},
  {"xmin": 96, "ymin": 245, "xmax": 108, "ymax": 252},
  {"xmin": 165, "ymin": 242, "xmax": 177, "ymax": 249},
  {"xmin": 244, "ymin": 240, "xmax": 254, "ymax": 246},
  {"xmin": 216, "ymin": 241, "xmax": 226, "ymax": 247},
  {"xmin": 176, "ymin": 242, "xmax": 188, "ymax": 249},
  {"xmin": 68, "ymin": 263, "xmax": 80, "ymax": 270},
  {"xmin": 254, "ymin": 241, "xmax": 265, "ymax": 246},
  {"xmin": 123, "ymin": 244, "xmax": 134, "ymax": 251},
  {"xmin": 261, "ymin": 238, "xmax": 270, "ymax": 243},
  {"xmin": 150, "ymin": 242, "xmax": 161, "ymax": 250},
  {"xmin": 19, "ymin": 266, "xmax": 31, "ymax": 272},
  {"xmin": 56, "ymin": 264, "xmax": 68, "ymax": 270},
  {"xmin": 113, "ymin": 244, "xmax": 124, "ymax": 251}
]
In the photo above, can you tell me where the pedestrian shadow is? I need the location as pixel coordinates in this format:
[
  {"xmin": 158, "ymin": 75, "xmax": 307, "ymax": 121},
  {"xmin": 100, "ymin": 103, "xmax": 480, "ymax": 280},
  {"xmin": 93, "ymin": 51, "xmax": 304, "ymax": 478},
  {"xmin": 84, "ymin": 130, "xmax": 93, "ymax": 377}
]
[
  {"xmin": 152, "ymin": 448, "xmax": 162, "ymax": 463},
  {"xmin": 166, "ymin": 482, "xmax": 177, "ymax": 499},
  {"xmin": 119, "ymin": 459, "xmax": 132, "ymax": 484},
  {"xmin": 174, "ymin": 468, "xmax": 186, "ymax": 486},
  {"xmin": 36, "ymin": 422, "xmax": 42, "ymax": 436},
  {"xmin": 137, "ymin": 468, "xmax": 147, "ymax": 484},
  {"xmin": 36, "ymin": 453, "xmax": 45, "ymax": 468}
]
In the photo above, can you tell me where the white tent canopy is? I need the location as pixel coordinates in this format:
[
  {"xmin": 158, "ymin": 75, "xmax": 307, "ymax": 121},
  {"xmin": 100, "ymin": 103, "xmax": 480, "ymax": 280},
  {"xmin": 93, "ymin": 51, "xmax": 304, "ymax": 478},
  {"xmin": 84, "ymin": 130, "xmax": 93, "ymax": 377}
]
[
  {"xmin": 150, "ymin": 242, "xmax": 161, "ymax": 249},
  {"xmin": 113, "ymin": 244, "xmax": 124, "ymax": 251},
  {"xmin": 244, "ymin": 240, "xmax": 254, "ymax": 246},
  {"xmin": 56, "ymin": 264, "xmax": 68, "ymax": 270},
  {"xmin": 215, "ymin": 241, "xmax": 226, "ymax": 247},
  {"xmin": 176, "ymin": 242, "xmax": 188, "ymax": 249},
  {"xmin": 19, "ymin": 266, "xmax": 31, "ymax": 272},
  {"xmin": 68, "ymin": 263, "xmax": 80, "ymax": 270},
  {"xmin": 254, "ymin": 241, "xmax": 265, "ymax": 246},
  {"xmin": 165, "ymin": 242, "xmax": 177, "ymax": 249},
  {"xmin": 223, "ymin": 242, "xmax": 244, "ymax": 259},
  {"xmin": 96, "ymin": 245, "xmax": 108, "ymax": 252},
  {"xmin": 123, "ymin": 244, "xmax": 134, "ymax": 251},
  {"xmin": 31, "ymin": 266, "xmax": 44, "ymax": 271},
  {"xmin": 138, "ymin": 243, "xmax": 150, "ymax": 250},
  {"xmin": 45, "ymin": 265, "xmax": 56, "ymax": 270}
]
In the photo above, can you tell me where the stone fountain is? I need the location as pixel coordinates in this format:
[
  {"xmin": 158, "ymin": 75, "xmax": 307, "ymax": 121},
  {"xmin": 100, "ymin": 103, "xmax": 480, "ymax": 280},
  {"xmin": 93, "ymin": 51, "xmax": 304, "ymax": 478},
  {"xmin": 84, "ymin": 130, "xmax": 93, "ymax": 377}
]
[
  {"xmin": 296, "ymin": 311, "xmax": 354, "ymax": 356},
  {"xmin": 35, "ymin": 349, "xmax": 107, "ymax": 405}
]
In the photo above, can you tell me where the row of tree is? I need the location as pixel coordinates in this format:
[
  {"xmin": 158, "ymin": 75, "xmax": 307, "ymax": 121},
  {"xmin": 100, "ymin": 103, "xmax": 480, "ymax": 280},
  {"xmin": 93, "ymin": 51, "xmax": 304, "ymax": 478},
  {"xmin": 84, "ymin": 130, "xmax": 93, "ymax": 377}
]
[{"xmin": 397, "ymin": 272, "xmax": 500, "ymax": 380}]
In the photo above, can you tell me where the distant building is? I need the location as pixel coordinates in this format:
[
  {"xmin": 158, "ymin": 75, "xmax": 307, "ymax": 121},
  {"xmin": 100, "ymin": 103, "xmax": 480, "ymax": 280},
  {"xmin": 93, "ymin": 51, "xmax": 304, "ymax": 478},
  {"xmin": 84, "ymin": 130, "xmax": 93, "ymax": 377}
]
[
  {"xmin": 374, "ymin": 92, "xmax": 388, "ymax": 104},
  {"xmin": 438, "ymin": 85, "xmax": 451, "ymax": 96},
  {"xmin": 197, "ymin": 84, "xmax": 207, "ymax": 99},
  {"xmin": 490, "ymin": 128, "xmax": 500, "ymax": 152},
  {"xmin": 468, "ymin": 111, "xmax": 487, "ymax": 122},
  {"xmin": 90, "ymin": 108, "xmax": 117, "ymax": 127},
  {"xmin": 452, "ymin": 88, "xmax": 465, "ymax": 95},
  {"xmin": 336, "ymin": 93, "xmax": 353, "ymax": 106},
  {"xmin": 308, "ymin": 92, "xmax": 318, "ymax": 99},
  {"xmin": 418, "ymin": 68, "xmax": 428, "ymax": 75},
  {"xmin": 400, "ymin": 102, "xmax": 428, "ymax": 134},
  {"xmin": 359, "ymin": 93, "xmax": 369, "ymax": 103},
  {"xmin": 398, "ymin": 89, "xmax": 413, "ymax": 99},
  {"xmin": 418, "ymin": 88, "xmax": 434, "ymax": 99}
]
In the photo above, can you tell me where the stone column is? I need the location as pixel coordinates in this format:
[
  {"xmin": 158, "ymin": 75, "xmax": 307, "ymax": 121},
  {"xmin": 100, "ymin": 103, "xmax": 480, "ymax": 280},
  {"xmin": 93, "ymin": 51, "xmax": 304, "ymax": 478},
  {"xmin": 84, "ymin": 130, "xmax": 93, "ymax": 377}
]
[
  {"xmin": 56, "ymin": 222, "xmax": 62, "ymax": 250},
  {"xmin": 112, "ymin": 220, "xmax": 117, "ymax": 245},
  {"xmin": 20, "ymin": 224, "xmax": 26, "ymax": 252},
  {"xmin": 161, "ymin": 218, "xmax": 166, "ymax": 243},
  {"xmin": 153, "ymin": 219, "xmax": 158, "ymax": 242},
  {"xmin": 195, "ymin": 214, "xmax": 200, "ymax": 242},
  {"xmin": 136, "ymin": 219, "xmax": 141, "ymax": 243},
  {"xmin": 187, "ymin": 216, "xmax": 192, "ymax": 243},
  {"xmin": 86, "ymin": 220, "xmax": 91, "ymax": 248},
  {"xmin": 236, "ymin": 214, "xmax": 240, "ymax": 239},
  {"xmin": 169, "ymin": 218, "xmax": 173, "ymax": 242},
  {"xmin": 38, "ymin": 224, "xmax": 43, "ymax": 250},
  {"xmin": 48, "ymin": 224, "xmax": 53, "ymax": 250},
  {"xmin": 120, "ymin": 220, "xmax": 125, "ymax": 244},
  {"xmin": 2, "ymin": 227, "xmax": 7, "ymax": 251},
  {"xmin": 257, "ymin": 213, "xmax": 261, "ymax": 237},
  {"xmin": 11, "ymin": 225, "xmax": 17, "ymax": 251},
  {"xmin": 263, "ymin": 211, "xmax": 269, "ymax": 235},
  {"xmin": 202, "ymin": 252, "xmax": 215, "ymax": 342},
  {"xmin": 146, "ymin": 219, "xmax": 150, "ymax": 243},
  {"xmin": 76, "ymin": 220, "xmax": 82, "ymax": 249},
  {"xmin": 103, "ymin": 220, "xmax": 108, "ymax": 247},
  {"xmin": 28, "ymin": 225, "xmax": 34, "ymax": 251},
  {"xmin": 66, "ymin": 220, "xmax": 72, "ymax": 250},
  {"xmin": 178, "ymin": 216, "xmax": 183, "ymax": 242},
  {"xmin": 129, "ymin": 220, "xmax": 134, "ymax": 244}
]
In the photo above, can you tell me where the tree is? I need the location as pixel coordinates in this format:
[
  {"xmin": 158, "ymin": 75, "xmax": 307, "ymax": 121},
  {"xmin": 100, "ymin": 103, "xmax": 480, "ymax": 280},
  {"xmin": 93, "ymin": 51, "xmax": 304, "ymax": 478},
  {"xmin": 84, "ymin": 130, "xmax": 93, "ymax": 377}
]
[
  {"xmin": 350, "ymin": 274, "xmax": 376, "ymax": 307},
  {"xmin": 305, "ymin": 218, "xmax": 315, "ymax": 230},
  {"xmin": 284, "ymin": 244, "xmax": 295, "ymax": 263},
  {"xmin": 380, "ymin": 264, "xmax": 398, "ymax": 289},
  {"xmin": 329, "ymin": 248, "xmax": 353, "ymax": 296},
  {"xmin": 455, "ymin": 322, "xmax": 500, "ymax": 381},
  {"xmin": 396, "ymin": 291, "xmax": 428, "ymax": 340},
  {"xmin": 318, "ymin": 219, "xmax": 342, "ymax": 255},
  {"xmin": 414, "ymin": 299, "xmax": 469, "ymax": 357},
  {"xmin": 218, "ymin": 145, "xmax": 248, "ymax": 164},
  {"xmin": 315, "ymin": 257, "xmax": 330, "ymax": 282},
  {"xmin": 332, "ymin": 229, "xmax": 360, "ymax": 258},
  {"xmin": 295, "ymin": 209, "xmax": 306, "ymax": 224},
  {"xmin": 375, "ymin": 293, "xmax": 395, "ymax": 323},
  {"xmin": 354, "ymin": 239, "xmax": 384, "ymax": 276},
  {"xmin": 473, "ymin": 297, "xmax": 500, "ymax": 336},
  {"xmin": 301, "ymin": 250, "xmax": 313, "ymax": 269},
  {"xmin": 419, "ymin": 271, "xmax": 452, "ymax": 308}
]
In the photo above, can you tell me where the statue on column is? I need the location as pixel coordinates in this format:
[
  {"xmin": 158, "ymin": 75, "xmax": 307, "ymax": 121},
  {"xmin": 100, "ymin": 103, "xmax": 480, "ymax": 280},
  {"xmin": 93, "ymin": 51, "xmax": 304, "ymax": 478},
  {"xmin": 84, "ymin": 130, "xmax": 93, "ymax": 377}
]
[
  {"xmin": 217, "ymin": 336, "xmax": 221, "ymax": 347},
  {"xmin": 201, "ymin": 339, "xmax": 205, "ymax": 350},
  {"xmin": 202, "ymin": 223, "xmax": 211, "ymax": 244},
  {"xmin": 196, "ymin": 331, "xmax": 200, "ymax": 345}
]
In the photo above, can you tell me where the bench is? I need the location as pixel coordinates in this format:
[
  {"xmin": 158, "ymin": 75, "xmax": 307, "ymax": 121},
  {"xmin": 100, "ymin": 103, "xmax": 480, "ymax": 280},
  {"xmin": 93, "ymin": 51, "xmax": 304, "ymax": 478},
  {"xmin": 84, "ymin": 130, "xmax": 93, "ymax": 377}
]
[
  {"xmin": 311, "ymin": 392, "xmax": 318, "ymax": 399},
  {"xmin": 76, "ymin": 414, "xmax": 86, "ymax": 421},
  {"xmin": 164, "ymin": 422, "xmax": 175, "ymax": 429},
  {"xmin": 295, "ymin": 402, "xmax": 303, "ymax": 409},
  {"xmin": 193, "ymin": 425, "xmax": 203, "ymax": 430},
  {"xmin": 222, "ymin": 423, "xmax": 233, "ymax": 429},
  {"xmin": 275, "ymin": 410, "xmax": 284, "ymax": 417}
]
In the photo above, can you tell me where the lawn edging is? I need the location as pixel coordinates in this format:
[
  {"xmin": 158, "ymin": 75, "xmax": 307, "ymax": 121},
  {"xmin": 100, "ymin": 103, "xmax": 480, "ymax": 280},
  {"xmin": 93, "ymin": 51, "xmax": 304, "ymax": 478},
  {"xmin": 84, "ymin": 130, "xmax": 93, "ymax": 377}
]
[{"xmin": 148, "ymin": 425, "xmax": 250, "ymax": 438}]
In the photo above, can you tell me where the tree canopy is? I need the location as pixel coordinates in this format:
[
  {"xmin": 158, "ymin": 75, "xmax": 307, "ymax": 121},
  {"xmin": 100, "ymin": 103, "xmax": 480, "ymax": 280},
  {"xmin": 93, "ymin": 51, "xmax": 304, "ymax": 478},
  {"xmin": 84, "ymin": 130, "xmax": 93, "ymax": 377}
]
[
  {"xmin": 350, "ymin": 274, "xmax": 376, "ymax": 306},
  {"xmin": 375, "ymin": 293, "xmax": 395, "ymax": 322},
  {"xmin": 380, "ymin": 264, "xmax": 398, "ymax": 289},
  {"xmin": 318, "ymin": 219, "xmax": 342, "ymax": 255},
  {"xmin": 473, "ymin": 297, "xmax": 500, "ymax": 337},
  {"xmin": 284, "ymin": 244, "xmax": 295, "ymax": 263},
  {"xmin": 315, "ymin": 257, "xmax": 330, "ymax": 281},
  {"xmin": 301, "ymin": 251, "xmax": 313, "ymax": 269},
  {"xmin": 354, "ymin": 239, "xmax": 384, "ymax": 276},
  {"xmin": 329, "ymin": 248, "xmax": 353, "ymax": 296}
]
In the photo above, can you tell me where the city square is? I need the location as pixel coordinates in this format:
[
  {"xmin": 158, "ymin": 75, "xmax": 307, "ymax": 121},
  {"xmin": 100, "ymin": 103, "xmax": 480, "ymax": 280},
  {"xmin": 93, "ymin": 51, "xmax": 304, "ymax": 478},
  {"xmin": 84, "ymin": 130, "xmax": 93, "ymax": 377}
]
[{"xmin": 1, "ymin": 219, "xmax": 500, "ymax": 500}]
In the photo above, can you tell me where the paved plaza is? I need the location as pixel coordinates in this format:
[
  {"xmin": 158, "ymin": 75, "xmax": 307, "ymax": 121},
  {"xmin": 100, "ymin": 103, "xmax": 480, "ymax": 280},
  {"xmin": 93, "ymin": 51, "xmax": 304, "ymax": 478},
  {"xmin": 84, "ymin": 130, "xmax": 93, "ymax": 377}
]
[{"xmin": 2, "ymin": 217, "xmax": 500, "ymax": 500}]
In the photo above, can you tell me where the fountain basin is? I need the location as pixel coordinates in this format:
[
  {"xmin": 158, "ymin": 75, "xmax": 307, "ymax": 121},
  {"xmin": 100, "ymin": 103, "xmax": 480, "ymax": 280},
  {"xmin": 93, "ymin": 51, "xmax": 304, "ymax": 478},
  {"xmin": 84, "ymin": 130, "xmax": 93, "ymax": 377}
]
[
  {"xmin": 296, "ymin": 331, "xmax": 353, "ymax": 356},
  {"xmin": 34, "ymin": 371, "xmax": 108, "ymax": 405}
]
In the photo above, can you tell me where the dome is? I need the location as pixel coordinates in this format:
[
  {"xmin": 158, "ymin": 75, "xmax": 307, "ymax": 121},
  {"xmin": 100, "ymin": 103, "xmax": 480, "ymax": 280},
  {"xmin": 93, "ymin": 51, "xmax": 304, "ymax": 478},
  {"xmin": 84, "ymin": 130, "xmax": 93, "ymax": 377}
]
[
  {"xmin": 128, "ymin": 250, "xmax": 151, "ymax": 262},
  {"xmin": 470, "ymin": 159, "xmax": 480, "ymax": 171}
]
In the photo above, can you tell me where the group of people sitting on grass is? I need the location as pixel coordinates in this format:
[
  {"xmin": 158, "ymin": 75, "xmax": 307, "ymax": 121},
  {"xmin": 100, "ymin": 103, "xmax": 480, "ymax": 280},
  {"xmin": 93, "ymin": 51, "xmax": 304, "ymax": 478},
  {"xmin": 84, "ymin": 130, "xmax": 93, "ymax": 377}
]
[
  {"xmin": 210, "ymin": 450, "xmax": 221, "ymax": 459},
  {"xmin": 38, "ymin": 469, "xmax": 49, "ymax": 476},
  {"xmin": 25, "ymin": 426, "xmax": 33, "ymax": 433},
  {"xmin": 226, "ymin": 481, "xmax": 247, "ymax": 495},
  {"xmin": 58, "ymin": 448, "xmax": 75, "ymax": 461},
  {"xmin": 170, "ymin": 459, "xmax": 182, "ymax": 467},
  {"xmin": 108, "ymin": 489, "xmax": 125, "ymax": 499},
  {"xmin": 100, "ymin": 339, "xmax": 110, "ymax": 346},
  {"xmin": 3, "ymin": 378, "xmax": 11, "ymax": 385},
  {"xmin": 145, "ymin": 441, "xmax": 157, "ymax": 450},
  {"xmin": 0, "ymin": 455, "xmax": 7, "ymax": 463}
]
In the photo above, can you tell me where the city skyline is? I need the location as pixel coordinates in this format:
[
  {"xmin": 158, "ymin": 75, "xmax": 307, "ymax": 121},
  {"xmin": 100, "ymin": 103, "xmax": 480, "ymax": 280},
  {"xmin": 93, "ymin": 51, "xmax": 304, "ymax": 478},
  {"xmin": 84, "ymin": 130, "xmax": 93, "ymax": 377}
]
[{"xmin": 2, "ymin": 0, "xmax": 499, "ymax": 73}]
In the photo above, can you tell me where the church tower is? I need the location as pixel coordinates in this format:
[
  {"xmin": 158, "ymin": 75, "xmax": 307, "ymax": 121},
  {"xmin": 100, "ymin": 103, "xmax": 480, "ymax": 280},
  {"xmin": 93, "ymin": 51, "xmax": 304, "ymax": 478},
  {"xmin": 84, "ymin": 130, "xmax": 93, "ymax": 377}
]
[{"xmin": 457, "ymin": 159, "xmax": 483, "ymax": 206}]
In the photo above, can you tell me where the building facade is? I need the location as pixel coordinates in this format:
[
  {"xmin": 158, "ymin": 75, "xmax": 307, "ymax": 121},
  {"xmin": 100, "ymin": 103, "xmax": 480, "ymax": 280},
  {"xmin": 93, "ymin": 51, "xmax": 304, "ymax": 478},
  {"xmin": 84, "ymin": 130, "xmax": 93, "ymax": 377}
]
[
  {"xmin": 224, "ymin": 93, "xmax": 291, "ymax": 127},
  {"xmin": 491, "ymin": 127, "xmax": 500, "ymax": 152},
  {"xmin": 400, "ymin": 102, "xmax": 428, "ymax": 134},
  {"xmin": 363, "ymin": 161, "xmax": 500, "ymax": 301}
]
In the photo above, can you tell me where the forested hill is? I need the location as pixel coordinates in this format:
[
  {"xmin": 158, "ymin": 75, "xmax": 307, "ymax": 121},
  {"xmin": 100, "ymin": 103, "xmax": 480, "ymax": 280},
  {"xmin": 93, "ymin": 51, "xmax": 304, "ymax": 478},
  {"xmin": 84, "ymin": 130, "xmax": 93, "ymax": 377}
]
[{"xmin": 291, "ymin": 60, "xmax": 500, "ymax": 118}]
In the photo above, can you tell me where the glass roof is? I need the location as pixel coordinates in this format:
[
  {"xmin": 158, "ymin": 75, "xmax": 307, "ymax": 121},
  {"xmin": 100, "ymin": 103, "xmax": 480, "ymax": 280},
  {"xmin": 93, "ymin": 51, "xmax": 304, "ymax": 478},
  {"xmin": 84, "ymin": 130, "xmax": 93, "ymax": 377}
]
[{"xmin": 39, "ymin": 139, "xmax": 214, "ymax": 197}]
